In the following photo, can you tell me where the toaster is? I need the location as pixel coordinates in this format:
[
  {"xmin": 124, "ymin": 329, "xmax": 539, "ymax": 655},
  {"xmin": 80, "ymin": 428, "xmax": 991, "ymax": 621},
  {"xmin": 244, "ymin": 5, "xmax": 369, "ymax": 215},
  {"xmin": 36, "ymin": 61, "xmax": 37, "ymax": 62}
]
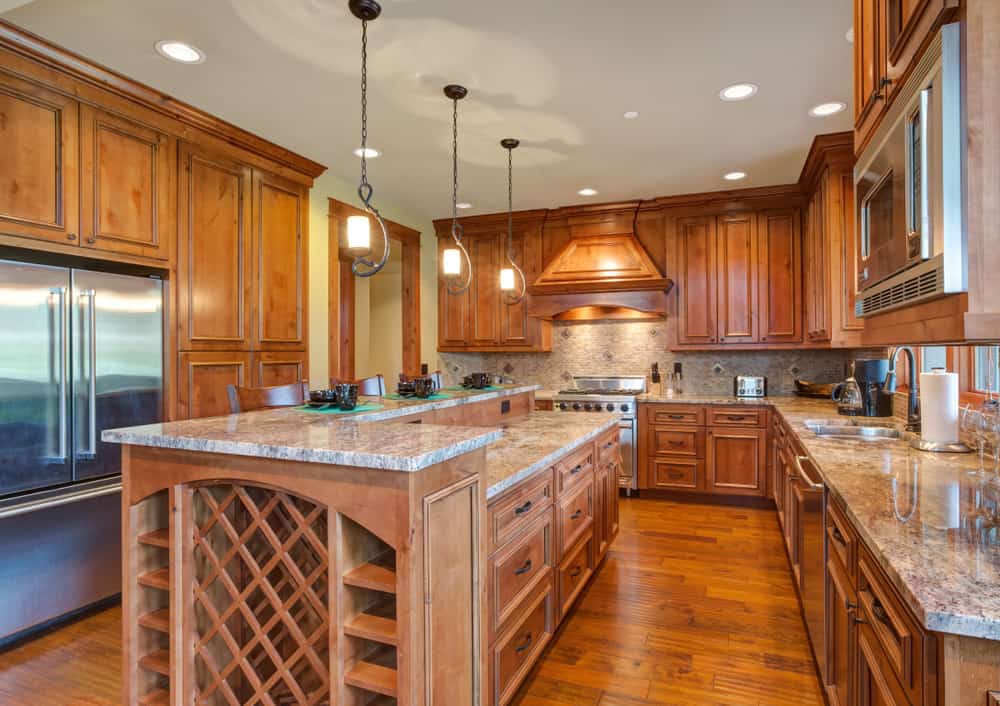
[{"xmin": 734, "ymin": 375, "xmax": 767, "ymax": 398}]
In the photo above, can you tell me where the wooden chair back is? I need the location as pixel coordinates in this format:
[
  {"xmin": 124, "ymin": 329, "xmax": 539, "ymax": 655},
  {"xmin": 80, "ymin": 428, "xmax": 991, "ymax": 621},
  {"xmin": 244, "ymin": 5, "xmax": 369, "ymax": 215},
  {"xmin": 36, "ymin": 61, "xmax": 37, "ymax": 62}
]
[
  {"xmin": 330, "ymin": 374, "xmax": 386, "ymax": 397},
  {"xmin": 226, "ymin": 382, "xmax": 308, "ymax": 413}
]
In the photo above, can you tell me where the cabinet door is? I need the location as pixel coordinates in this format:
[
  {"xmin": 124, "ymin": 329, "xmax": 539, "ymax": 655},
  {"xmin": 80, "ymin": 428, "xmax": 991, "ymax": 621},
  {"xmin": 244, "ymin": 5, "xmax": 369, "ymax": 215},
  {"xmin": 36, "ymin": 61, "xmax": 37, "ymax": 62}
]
[
  {"xmin": 676, "ymin": 216, "xmax": 718, "ymax": 345},
  {"xmin": 177, "ymin": 143, "xmax": 252, "ymax": 350},
  {"xmin": 251, "ymin": 170, "xmax": 307, "ymax": 350},
  {"xmin": 438, "ymin": 240, "xmax": 471, "ymax": 347},
  {"xmin": 885, "ymin": 0, "xmax": 956, "ymax": 90},
  {"xmin": 606, "ymin": 461, "xmax": 619, "ymax": 544},
  {"xmin": 806, "ymin": 174, "xmax": 831, "ymax": 341},
  {"xmin": 757, "ymin": 209, "xmax": 802, "ymax": 343},
  {"xmin": 501, "ymin": 230, "xmax": 532, "ymax": 346},
  {"xmin": 470, "ymin": 235, "xmax": 501, "ymax": 346},
  {"xmin": 857, "ymin": 623, "xmax": 910, "ymax": 706},
  {"xmin": 177, "ymin": 351, "xmax": 251, "ymax": 419},
  {"xmin": 251, "ymin": 351, "xmax": 307, "ymax": 388},
  {"xmin": 716, "ymin": 213, "xmax": 758, "ymax": 343},
  {"xmin": 79, "ymin": 105, "xmax": 175, "ymax": 260},
  {"xmin": 826, "ymin": 555, "xmax": 857, "ymax": 706},
  {"xmin": 706, "ymin": 427, "xmax": 766, "ymax": 496},
  {"xmin": 0, "ymin": 73, "xmax": 79, "ymax": 245},
  {"xmin": 594, "ymin": 464, "xmax": 608, "ymax": 561},
  {"xmin": 854, "ymin": 0, "xmax": 887, "ymax": 149}
]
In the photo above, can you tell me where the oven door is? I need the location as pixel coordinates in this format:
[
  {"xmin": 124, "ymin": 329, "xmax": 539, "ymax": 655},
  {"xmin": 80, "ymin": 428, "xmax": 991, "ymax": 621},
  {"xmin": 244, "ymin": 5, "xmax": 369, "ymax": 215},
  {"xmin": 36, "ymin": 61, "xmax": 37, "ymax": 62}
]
[{"xmin": 617, "ymin": 419, "xmax": 636, "ymax": 492}]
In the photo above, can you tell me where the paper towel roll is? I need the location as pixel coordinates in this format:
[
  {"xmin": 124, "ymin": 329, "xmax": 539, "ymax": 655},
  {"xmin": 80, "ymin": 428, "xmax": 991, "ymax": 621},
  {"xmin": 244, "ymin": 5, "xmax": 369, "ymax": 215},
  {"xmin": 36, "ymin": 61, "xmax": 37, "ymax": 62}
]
[{"xmin": 920, "ymin": 369, "xmax": 959, "ymax": 444}]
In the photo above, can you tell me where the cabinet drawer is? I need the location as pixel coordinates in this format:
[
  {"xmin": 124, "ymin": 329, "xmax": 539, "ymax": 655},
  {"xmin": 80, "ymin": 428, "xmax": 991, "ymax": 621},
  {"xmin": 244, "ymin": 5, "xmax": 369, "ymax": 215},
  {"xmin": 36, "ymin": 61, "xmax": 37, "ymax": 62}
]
[
  {"xmin": 556, "ymin": 445, "xmax": 594, "ymax": 494},
  {"xmin": 491, "ymin": 580, "xmax": 555, "ymax": 706},
  {"xmin": 489, "ymin": 510, "xmax": 553, "ymax": 638},
  {"xmin": 557, "ymin": 477, "xmax": 593, "ymax": 556},
  {"xmin": 487, "ymin": 470, "xmax": 554, "ymax": 553},
  {"xmin": 826, "ymin": 496, "xmax": 857, "ymax": 583},
  {"xmin": 650, "ymin": 458, "xmax": 702, "ymax": 491},
  {"xmin": 708, "ymin": 407, "xmax": 766, "ymax": 428},
  {"xmin": 649, "ymin": 427, "xmax": 704, "ymax": 458},
  {"xmin": 857, "ymin": 549, "xmax": 928, "ymax": 704},
  {"xmin": 557, "ymin": 532, "xmax": 595, "ymax": 619},
  {"xmin": 597, "ymin": 430, "xmax": 620, "ymax": 466},
  {"xmin": 647, "ymin": 405, "xmax": 704, "ymax": 426}
]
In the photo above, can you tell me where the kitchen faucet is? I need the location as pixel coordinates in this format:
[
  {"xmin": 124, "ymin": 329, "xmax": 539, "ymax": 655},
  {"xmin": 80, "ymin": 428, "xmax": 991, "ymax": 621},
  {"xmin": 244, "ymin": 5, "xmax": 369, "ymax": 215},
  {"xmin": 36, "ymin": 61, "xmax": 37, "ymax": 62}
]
[{"xmin": 884, "ymin": 346, "xmax": 921, "ymax": 432}]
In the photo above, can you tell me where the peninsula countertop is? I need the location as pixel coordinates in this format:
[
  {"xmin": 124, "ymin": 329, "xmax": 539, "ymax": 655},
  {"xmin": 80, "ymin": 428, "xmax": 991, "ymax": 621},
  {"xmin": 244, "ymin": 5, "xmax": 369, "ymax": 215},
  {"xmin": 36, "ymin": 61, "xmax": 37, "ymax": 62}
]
[{"xmin": 640, "ymin": 394, "xmax": 997, "ymax": 640}]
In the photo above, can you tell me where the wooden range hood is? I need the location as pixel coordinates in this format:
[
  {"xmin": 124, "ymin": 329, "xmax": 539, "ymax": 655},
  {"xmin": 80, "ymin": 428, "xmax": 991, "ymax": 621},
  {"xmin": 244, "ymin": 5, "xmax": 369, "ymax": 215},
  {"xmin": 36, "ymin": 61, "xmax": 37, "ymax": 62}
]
[{"xmin": 528, "ymin": 201, "xmax": 673, "ymax": 320}]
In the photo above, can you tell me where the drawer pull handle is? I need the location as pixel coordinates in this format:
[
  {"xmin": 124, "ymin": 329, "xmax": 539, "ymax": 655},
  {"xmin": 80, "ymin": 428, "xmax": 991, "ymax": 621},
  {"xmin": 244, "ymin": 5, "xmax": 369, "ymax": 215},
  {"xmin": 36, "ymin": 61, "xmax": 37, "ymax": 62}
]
[
  {"xmin": 604, "ymin": 441, "xmax": 615, "ymax": 449},
  {"xmin": 667, "ymin": 414, "xmax": 685, "ymax": 420},
  {"xmin": 853, "ymin": 614, "xmax": 867, "ymax": 625},
  {"xmin": 726, "ymin": 415, "xmax": 748, "ymax": 421},
  {"xmin": 514, "ymin": 632, "xmax": 533, "ymax": 653},
  {"xmin": 668, "ymin": 440, "xmax": 685, "ymax": 446},
  {"xmin": 570, "ymin": 464, "xmax": 583, "ymax": 475},
  {"xmin": 514, "ymin": 559, "xmax": 533, "ymax": 576},
  {"xmin": 569, "ymin": 566, "xmax": 582, "ymax": 578},
  {"xmin": 668, "ymin": 472, "xmax": 684, "ymax": 479},
  {"xmin": 832, "ymin": 527, "xmax": 846, "ymax": 545},
  {"xmin": 846, "ymin": 600, "xmax": 858, "ymax": 611},
  {"xmin": 871, "ymin": 600, "xmax": 896, "ymax": 637},
  {"xmin": 514, "ymin": 500, "xmax": 533, "ymax": 516},
  {"xmin": 570, "ymin": 509, "xmax": 583, "ymax": 520}
]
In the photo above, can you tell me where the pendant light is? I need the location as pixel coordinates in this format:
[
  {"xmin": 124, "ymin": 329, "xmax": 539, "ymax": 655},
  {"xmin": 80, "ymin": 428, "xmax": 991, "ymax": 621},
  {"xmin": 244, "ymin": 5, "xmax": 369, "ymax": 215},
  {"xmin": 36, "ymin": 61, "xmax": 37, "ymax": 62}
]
[
  {"xmin": 347, "ymin": 0, "xmax": 390, "ymax": 277},
  {"xmin": 499, "ymin": 138, "xmax": 526, "ymax": 304},
  {"xmin": 442, "ymin": 84, "xmax": 473, "ymax": 294}
]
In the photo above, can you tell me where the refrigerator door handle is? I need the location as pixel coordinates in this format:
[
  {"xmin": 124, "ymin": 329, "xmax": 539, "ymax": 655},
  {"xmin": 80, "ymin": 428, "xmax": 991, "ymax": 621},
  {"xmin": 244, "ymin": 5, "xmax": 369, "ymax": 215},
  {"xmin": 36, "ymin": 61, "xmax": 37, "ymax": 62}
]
[
  {"xmin": 47, "ymin": 287, "xmax": 68, "ymax": 464},
  {"xmin": 78, "ymin": 289, "xmax": 98, "ymax": 460}
]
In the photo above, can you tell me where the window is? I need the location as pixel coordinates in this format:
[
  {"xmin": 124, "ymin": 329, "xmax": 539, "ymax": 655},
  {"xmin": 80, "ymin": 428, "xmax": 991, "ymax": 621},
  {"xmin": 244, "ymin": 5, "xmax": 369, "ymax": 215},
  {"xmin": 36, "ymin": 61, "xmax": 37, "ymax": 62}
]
[
  {"xmin": 974, "ymin": 346, "xmax": 1000, "ymax": 394},
  {"xmin": 920, "ymin": 346, "xmax": 949, "ymax": 372}
]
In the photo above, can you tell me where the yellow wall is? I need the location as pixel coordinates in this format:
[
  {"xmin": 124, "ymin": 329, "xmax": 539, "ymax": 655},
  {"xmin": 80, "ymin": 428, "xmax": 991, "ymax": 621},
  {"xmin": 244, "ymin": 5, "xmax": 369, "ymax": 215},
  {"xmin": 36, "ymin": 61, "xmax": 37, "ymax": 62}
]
[{"xmin": 307, "ymin": 171, "xmax": 437, "ymax": 388}]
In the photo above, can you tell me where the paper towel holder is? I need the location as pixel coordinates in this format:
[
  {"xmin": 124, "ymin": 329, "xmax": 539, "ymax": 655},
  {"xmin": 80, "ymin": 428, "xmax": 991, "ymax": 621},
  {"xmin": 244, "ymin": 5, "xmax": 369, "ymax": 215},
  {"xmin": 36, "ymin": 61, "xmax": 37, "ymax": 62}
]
[{"xmin": 909, "ymin": 438, "xmax": 972, "ymax": 453}]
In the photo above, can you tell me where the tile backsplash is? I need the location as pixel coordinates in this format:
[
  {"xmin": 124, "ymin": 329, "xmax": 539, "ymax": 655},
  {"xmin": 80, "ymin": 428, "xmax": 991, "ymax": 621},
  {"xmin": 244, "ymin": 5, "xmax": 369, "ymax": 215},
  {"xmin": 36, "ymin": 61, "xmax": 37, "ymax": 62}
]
[{"xmin": 438, "ymin": 320, "xmax": 883, "ymax": 395}]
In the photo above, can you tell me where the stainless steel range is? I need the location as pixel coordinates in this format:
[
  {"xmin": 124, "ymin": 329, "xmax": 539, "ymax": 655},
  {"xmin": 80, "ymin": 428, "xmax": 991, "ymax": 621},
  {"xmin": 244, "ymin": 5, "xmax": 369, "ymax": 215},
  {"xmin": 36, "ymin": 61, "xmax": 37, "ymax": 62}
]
[{"xmin": 555, "ymin": 375, "xmax": 645, "ymax": 493}]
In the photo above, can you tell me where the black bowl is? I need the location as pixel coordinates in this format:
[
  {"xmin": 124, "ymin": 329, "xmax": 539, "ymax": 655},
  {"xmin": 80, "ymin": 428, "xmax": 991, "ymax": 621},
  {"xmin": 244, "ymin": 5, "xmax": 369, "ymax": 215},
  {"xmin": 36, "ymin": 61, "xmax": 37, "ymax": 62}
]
[{"xmin": 309, "ymin": 388, "xmax": 339, "ymax": 403}]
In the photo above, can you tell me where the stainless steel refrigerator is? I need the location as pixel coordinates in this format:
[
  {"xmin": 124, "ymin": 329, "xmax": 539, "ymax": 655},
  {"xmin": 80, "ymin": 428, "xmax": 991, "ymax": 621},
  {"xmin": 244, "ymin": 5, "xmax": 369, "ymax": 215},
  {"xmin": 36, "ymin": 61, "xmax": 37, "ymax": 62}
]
[{"xmin": 0, "ymin": 259, "xmax": 163, "ymax": 640}]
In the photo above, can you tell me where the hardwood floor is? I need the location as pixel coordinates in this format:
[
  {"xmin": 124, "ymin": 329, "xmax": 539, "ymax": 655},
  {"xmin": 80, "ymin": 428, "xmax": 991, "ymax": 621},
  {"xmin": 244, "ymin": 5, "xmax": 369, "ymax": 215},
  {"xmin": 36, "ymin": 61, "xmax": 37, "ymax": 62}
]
[
  {"xmin": 0, "ymin": 605, "xmax": 121, "ymax": 705},
  {"xmin": 0, "ymin": 498, "xmax": 822, "ymax": 706},
  {"xmin": 512, "ymin": 497, "xmax": 825, "ymax": 706}
]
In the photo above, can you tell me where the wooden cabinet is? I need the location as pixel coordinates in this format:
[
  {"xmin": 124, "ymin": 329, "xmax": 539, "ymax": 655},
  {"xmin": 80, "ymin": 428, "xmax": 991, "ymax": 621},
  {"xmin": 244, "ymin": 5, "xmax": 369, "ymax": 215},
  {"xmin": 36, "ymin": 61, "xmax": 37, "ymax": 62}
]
[
  {"xmin": 676, "ymin": 216, "xmax": 718, "ymax": 345},
  {"xmin": 490, "ymin": 580, "xmax": 555, "ymax": 706},
  {"xmin": 857, "ymin": 623, "xmax": 910, "ymax": 706},
  {"xmin": 758, "ymin": 209, "xmax": 802, "ymax": 342},
  {"xmin": 717, "ymin": 213, "xmax": 758, "ymax": 343},
  {"xmin": 251, "ymin": 351, "xmax": 307, "ymax": 388},
  {"xmin": 853, "ymin": 0, "xmax": 958, "ymax": 153},
  {"xmin": 826, "ymin": 549, "xmax": 857, "ymax": 706},
  {"xmin": 593, "ymin": 431, "xmax": 621, "ymax": 564},
  {"xmin": 177, "ymin": 351, "xmax": 251, "ymax": 419},
  {"xmin": 435, "ymin": 213, "xmax": 551, "ymax": 352},
  {"xmin": 0, "ymin": 71, "xmax": 79, "ymax": 246},
  {"xmin": 706, "ymin": 427, "xmax": 767, "ymax": 496},
  {"xmin": 177, "ymin": 143, "xmax": 253, "ymax": 351},
  {"xmin": 79, "ymin": 105, "xmax": 175, "ymax": 260}
]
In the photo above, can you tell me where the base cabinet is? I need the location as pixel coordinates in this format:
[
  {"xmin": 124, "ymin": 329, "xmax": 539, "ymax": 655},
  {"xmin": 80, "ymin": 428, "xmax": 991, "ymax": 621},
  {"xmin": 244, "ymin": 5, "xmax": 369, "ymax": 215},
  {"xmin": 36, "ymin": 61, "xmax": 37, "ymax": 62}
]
[
  {"xmin": 706, "ymin": 427, "xmax": 767, "ymax": 496},
  {"xmin": 826, "ymin": 552, "xmax": 857, "ymax": 706}
]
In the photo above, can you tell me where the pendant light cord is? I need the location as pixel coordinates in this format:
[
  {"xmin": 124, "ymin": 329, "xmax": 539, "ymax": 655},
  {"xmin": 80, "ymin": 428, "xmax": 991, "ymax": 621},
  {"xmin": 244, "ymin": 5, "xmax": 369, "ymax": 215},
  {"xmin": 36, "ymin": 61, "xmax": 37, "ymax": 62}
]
[
  {"xmin": 504, "ymin": 143, "xmax": 526, "ymax": 304},
  {"xmin": 352, "ymin": 15, "xmax": 390, "ymax": 278},
  {"xmin": 446, "ymin": 92, "xmax": 472, "ymax": 294}
]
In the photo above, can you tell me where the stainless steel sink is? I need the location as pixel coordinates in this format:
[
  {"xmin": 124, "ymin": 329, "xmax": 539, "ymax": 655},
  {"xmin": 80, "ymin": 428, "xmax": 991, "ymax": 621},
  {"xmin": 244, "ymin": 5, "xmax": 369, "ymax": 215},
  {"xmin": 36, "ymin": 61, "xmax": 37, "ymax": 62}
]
[{"xmin": 804, "ymin": 421, "xmax": 901, "ymax": 440}]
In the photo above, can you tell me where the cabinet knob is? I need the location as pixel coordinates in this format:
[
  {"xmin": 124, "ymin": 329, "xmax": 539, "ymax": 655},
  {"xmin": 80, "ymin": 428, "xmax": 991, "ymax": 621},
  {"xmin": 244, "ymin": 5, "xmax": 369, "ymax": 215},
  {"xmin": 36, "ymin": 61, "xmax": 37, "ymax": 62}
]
[
  {"xmin": 67, "ymin": 232, "xmax": 77, "ymax": 241},
  {"xmin": 86, "ymin": 236, "xmax": 97, "ymax": 244}
]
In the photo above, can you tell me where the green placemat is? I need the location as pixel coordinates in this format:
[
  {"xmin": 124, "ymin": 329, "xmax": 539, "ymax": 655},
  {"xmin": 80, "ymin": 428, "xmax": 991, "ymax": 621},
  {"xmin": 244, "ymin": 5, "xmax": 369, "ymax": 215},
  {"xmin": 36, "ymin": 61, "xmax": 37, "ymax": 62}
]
[
  {"xmin": 442, "ymin": 385, "xmax": 500, "ymax": 392},
  {"xmin": 295, "ymin": 403, "xmax": 384, "ymax": 414},
  {"xmin": 384, "ymin": 392, "xmax": 453, "ymax": 402}
]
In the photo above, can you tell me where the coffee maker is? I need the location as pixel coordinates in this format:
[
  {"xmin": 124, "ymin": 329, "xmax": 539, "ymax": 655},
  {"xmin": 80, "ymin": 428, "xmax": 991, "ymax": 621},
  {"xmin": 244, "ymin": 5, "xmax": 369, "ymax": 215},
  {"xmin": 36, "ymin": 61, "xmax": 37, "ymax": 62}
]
[{"xmin": 833, "ymin": 358, "xmax": 894, "ymax": 417}]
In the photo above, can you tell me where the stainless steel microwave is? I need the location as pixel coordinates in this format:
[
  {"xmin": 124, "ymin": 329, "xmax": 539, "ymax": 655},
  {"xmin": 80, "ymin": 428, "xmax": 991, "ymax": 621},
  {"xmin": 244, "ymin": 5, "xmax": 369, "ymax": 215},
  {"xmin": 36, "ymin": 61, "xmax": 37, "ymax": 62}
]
[{"xmin": 854, "ymin": 23, "xmax": 966, "ymax": 318}]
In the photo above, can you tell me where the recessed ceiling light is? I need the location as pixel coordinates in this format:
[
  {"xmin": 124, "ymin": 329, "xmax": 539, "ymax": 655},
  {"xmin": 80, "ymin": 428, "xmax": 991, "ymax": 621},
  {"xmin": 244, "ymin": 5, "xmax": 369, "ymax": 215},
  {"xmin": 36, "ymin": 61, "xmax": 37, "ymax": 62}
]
[
  {"xmin": 578, "ymin": 188, "xmax": 598, "ymax": 197},
  {"xmin": 846, "ymin": 27, "xmax": 855, "ymax": 43},
  {"xmin": 719, "ymin": 83, "xmax": 758, "ymax": 101},
  {"xmin": 623, "ymin": 111, "xmax": 640, "ymax": 120},
  {"xmin": 154, "ymin": 40, "xmax": 205, "ymax": 64},
  {"xmin": 353, "ymin": 147, "xmax": 380, "ymax": 158},
  {"xmin": 456, "ymin": 202, "xmax": 472, "ymax": 209},
  {"xmin": 809, "ymin": 101, "xmax": 847, "ymax": 117},
  {"xmin": 724, "ymin": 171, "xmax": 747, "ymax": 181}
]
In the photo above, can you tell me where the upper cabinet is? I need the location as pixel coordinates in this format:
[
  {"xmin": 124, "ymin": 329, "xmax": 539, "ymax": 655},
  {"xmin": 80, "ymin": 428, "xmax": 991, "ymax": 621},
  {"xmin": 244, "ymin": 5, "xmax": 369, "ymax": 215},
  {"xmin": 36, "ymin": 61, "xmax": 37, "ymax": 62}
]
[
  {"xmin": 0, "ymin": 72, "xmax": 79, "ymax": 246},
  {"xmin": 80, "ymin": 106, "xmax": 175, "ymax": 260},
  {"xmin": 716, "ymin": 213, "xmax": 758, "ymax": 344},
  {"xmin": 853, "ymin": 0, "xmax": 958, "ymax": 154},
  {"xmin": 675, "ymin": 216, "xmax": 718, "ymax": 345}
]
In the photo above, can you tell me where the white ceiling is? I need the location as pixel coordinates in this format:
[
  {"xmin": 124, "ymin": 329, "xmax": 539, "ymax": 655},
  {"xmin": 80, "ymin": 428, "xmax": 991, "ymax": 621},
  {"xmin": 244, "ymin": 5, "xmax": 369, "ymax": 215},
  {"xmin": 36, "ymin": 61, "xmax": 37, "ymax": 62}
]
[{"xmin": 3, "ymin": 0, "xmax": 853, "ymax": 221}]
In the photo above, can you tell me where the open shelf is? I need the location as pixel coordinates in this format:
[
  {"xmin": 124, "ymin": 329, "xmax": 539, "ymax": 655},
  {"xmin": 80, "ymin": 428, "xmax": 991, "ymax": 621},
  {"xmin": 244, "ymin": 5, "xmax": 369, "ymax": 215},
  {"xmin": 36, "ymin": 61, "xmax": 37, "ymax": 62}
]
[
  {"xmin": 138, "ymin": 608, "xmax": 169, "ymax": 634},
  {"xmin": 138, "ymin": 649, "xmax": 170, "ymax": 676},
  {"xmin": 343, "ymin": 551, "xmax": 396, "ymax": 594},
  {"xmin": 344, "ymin": 600, "xmax": 398, "ymax": 646},
  {"xmin": 137, "ymin": 528, "xmax": 169, "ymax": 548},
  {"xmin": 138, "ymin": 688, "xmax": 169, "ymax": 706},
  {"xmin": 137, "ymin": 567, "xmax": 169, "ymax": 591},
  {"xmin": 345, "ymin": 661, "xmax": 398, "ymax": 698}
]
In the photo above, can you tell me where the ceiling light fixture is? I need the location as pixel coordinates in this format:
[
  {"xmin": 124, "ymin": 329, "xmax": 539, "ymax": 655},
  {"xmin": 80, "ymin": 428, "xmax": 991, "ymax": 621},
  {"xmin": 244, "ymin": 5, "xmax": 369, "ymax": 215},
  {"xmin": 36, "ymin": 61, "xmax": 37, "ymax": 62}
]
[
  {"xmin": 353, "ymin": 147, "xmax": 380, "ymax": 158},
  {"xmin": 724, "ymin": 171, "xmax": 747, "ymax": 181},
  {"xmin": 154, "ymin": 40, "xmax": 205, "ymax": 64},
  {"xmin": 809, "ymin": 101, "xmax": 847, "ymax": 117},
  {"xmin": 719, "ymin": 83, "xmax": 758, "ymax": 101},
  {"xmin": 442, "ymin": 84, "xmax": 473, "ymax": 294},
  {"xmin": 846, "ymin": 27, "xmax": 855, "ymax": 43},
  {"xmin": 623, "ymin": 111, "xmax": 640, "ymax": 120},
  {"xmin": 500, "ymin": 138, "xmax": 526, "ymax": 305},
  {"xmin": 578, "ymin": 188, "xmax": 598, "ymax": 197},
  {"xmin": 456, "ymin": 202, "xmax": 472, "ymax": 209},
  {"xmin": 346, "ymin": 0, "xmax": 390, "ymax": 277}
]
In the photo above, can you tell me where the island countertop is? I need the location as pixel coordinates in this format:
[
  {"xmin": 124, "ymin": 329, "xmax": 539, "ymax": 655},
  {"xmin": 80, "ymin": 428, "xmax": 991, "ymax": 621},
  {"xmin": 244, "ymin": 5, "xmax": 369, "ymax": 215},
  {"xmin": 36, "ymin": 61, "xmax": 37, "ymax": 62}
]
[{"xmin": 639, "ymin": 394, "xmax": 998, "ymax": 640}]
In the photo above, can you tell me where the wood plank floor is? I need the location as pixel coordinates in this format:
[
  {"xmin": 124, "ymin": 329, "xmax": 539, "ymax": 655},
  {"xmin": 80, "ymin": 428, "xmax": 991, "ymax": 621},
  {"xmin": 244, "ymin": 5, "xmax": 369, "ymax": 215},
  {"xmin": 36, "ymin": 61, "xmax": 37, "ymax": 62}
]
[
  {"xmin": 0, "ymin": 498, "xmax": 823, "ymax": 705},
  {"xmin": 512, "ymin": 497, "xmax": 825, "ymax": 706}
]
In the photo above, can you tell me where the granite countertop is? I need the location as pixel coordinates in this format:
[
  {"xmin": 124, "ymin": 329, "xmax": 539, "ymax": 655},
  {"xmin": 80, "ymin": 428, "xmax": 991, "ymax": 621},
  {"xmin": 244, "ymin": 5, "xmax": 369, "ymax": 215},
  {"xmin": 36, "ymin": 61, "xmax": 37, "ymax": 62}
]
[
  {"xmin": 103, "ymin": 385, "xmax": 539, "ymax": 472},
  {"xmin": 485, "ymin": 412, "xmax": 619, "ymax": 499},
  {"xmin": 638, "ymin": 394, "xmax": 999, "ymax": 640}
]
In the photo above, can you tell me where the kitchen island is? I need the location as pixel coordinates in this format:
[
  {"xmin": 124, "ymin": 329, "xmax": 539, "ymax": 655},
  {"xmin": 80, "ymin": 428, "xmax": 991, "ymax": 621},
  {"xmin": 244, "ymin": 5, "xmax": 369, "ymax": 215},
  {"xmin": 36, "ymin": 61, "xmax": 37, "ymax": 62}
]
[{"xmin": 103, "ymin": 385, "xmax": 621, "ymax": 706}]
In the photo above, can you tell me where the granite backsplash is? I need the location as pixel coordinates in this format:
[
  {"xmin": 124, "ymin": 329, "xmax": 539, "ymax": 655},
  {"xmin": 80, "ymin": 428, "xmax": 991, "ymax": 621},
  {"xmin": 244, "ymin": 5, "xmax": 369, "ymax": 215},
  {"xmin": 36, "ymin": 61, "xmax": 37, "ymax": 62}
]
[{"xmin": 438, "ymin": 320, "xmax": 884, "ymax": 395}]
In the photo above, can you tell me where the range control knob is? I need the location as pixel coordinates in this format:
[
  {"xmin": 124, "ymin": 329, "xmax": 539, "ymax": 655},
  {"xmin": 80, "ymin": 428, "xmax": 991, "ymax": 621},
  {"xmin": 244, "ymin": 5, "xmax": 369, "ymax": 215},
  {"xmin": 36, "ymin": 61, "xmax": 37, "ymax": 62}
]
[
  {"xmin": 583, "ymin": 402, "xmax": 592, "ymax": 411},
  {"xmin": 606, "ymin": 403, "xmax": 615, "ymax": 412},
  {"xmin": 619, "ymin": 403, "xmax": 630, "ymax": 413},
  {"xmin": 572, "ymin": 403, "xmax": 581, "ymax": 411},
  {"xmin": 558, "ymin": 402, "xmax": 568, "ymax": 411}
]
